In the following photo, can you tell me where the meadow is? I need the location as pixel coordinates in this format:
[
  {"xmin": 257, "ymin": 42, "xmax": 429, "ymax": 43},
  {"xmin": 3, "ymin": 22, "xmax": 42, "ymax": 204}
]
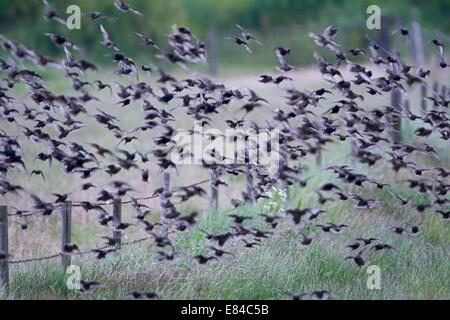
[{"xmin": 1, "ymin": 64, "xmax": 448, "ymax": 300}]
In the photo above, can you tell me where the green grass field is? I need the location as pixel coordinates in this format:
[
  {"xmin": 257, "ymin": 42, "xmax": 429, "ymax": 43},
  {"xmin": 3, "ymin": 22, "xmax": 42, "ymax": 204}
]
[
  {"xmin": 2, "ymin": 138, "xmax": 449, "ymax": 300},
  {"xmin": 1, "ymin": 67, "xmax": 449, "ymax": 300},
  {"xmin": 3, "ymin": 177, "xmax": 449, "ymax": 300}
]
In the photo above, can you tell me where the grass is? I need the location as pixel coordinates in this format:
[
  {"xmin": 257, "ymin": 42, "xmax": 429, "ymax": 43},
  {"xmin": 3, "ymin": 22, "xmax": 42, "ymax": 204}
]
[
  {"xmin": 1, "ymin": 66, "xmax": 448, "ymax": 300},
  {"xmin": 2, "ymin": 160, "xmax": 449, "ymax": 300}
]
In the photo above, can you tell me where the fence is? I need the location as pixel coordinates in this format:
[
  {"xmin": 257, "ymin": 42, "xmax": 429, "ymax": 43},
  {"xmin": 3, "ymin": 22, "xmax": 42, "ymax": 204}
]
[
  {"xmin": 0, "ymin": 173, "xmax": 216, "ymax": 291},
  {"xmin": 206, "ymin": 14, "xmax": 449, "ymax": 166},
  {"xmin": 1, "ymin": 10, "xmax": 449, "ymax": 294}
]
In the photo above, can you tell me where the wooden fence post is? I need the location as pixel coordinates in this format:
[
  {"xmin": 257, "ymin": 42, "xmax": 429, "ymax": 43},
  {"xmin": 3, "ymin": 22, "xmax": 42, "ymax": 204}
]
[
  {"xmin": 160, "ymin": 171, "xmax": 170, "ymax": 236},
  {"xmin": 420, "ymin": 84, "xmax": 427, "ymax": 113},
  {"xmin": 380, "ymin": 17, "xmax": 402, "ymax": 142},
  {"xmin": 209, "ymin": 170, "xmax": 218, "ymax": 212},
  {"xmin": 410, "ymin": 9, "xmax": 425, "ymax": 66},
  {"xmin": 278, "ymin": 155, "xmax": 290, "ymax": 202},
  {"xmin": 432, "ymin": 82, "xmax": 439, "ymax": 93},
  {"xmin": 246, "ymin": 165, "xmax": 256, "ymax": 204},
  {"xmin": 350, "ymin": 139, "xmax": 358, "ymax": 158},
  {"xmin": 432, "ymin": 82, "xmax": 439, "ymax": 108},
  {"xmin": 282, "ymin": 181, "xmax": 290, "ymax": 203},
  {"xmin": 388, "ymin": 88, "xmax": 402, "ymax": 142},
  {"xmin": 403, "ymin": 97, "xmax": 410, "ymax": 119},
  {"xmin": 208, "ymin": 29, "xmax": 219, "ymax": 76},
  {"xmin": 113, "ymin": 198, "xmax": 122, "ymax": 248},
  {"xmin": 0, "ymin": 206, "xmax": 8, "ymax": 292},
  {"xmin": 442, "ymin": 85, "xmax": 447, "ymax": 99},
  {"xmin": 378, "ymin": 14, "xmax": 391, "ymax": 51},
  {"xmin": 315, "ymin": 149, "xmax": 322, "ymax": 167},
  {"xmin": 61, "ymin": 201, "xmax": 72, "ymax": 271}
]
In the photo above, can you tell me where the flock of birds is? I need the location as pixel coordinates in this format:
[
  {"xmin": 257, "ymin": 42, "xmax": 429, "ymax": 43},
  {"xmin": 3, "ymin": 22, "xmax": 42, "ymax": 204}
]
[{"xmin": 0, "ymin": 1, "xmax": 448, "ymax": 299}]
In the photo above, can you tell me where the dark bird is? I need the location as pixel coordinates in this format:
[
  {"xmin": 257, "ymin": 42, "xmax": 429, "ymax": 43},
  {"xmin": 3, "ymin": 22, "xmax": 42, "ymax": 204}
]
[
  {"xmin": 200, "ymin": 229, "xmax": 234, "ymax": 247},
  {"xmin": 122, "ymin": 291, "xmax": 159, "ymax": 300},
  {"xmin": 227, "ymin": 214, "xmax": 253, "ymax": 224},
  {"xmin": 100, "ymin": 236, "xmax": 121, "ymax": 247},
  {"xmin": 386, "ymin": 226, "xmax": 410, "ymax": 236},
  {"xmin": 14, "ymin": 221, "xmax": 30, "ymax": 230},
  {"xmin": 387, "ymin": 191, "xmax": 415, "ymax": 207},
  {"xmin": 29, "ymin": 169, "xmax": 45, "ymax": 182},
  {"xmin": 77, "ymin": 280, "xmax": 105, "ymax": 294},
  {"xmin": 344, "ymin": 248, "xmax": 369, "ymax": 269},
  {"xmin": 435, "ymin": 210, "xmax": 449, "ymax": 221},
  {"xmin": 406, "ymin": 223, "xmax": 422, "ymax": 236},
  {"xmin": 258, "ymin": 213, "xmax": 282, "ymax": 229},
  {"xmin": 226, "ymin": 37, "xmax": 252, "ymax": 53},
  {"xmin": 99, "ymin": 24, "xmax": 119, "ymax": 51},
  {"xmin": 285, "ymin": 208, "xmax": 311, "ymax": 227},
  {"xmin": 44, "ymin": 33, "xmax": 79, "ymax": 50},
  {"xmin": 427, "ymin": 39, "xmax": 446, "ymax": 68},
  {"xmin": 177, "ymin": 212, "xmax": 199, "ymax": 226},
  {"xmin": 113, "ymin": 222, "xmax": 134, "ymax": 231},
  {"xmin": 354, "ymin": 237, "xmax": 378, "ymax": 245},
  {"xmin": 298, "ymin": 232, "xmax": 315, "ymax": 247},
  {"xmin": 156, "ymin": 250, "xmax": 184, "ymax": 263},
  {"xmin": 141, "ymin": 169, "xmax": 149, "ymax": 182},
  {"xmin": 149, "ymin": 232, "xmax": 173, "ymax": 248},
  {"xmin": 242, "ymin": 239, "xmax": 262, "ymax": 248},
  {"xmin": 343, "ymin": 241, "xmax": 362, "ymax": 251},
  {"xmin": 236, "ymin": 24, "xmax": 263, "ymax": 45},
  {"xmin": 286, "ymin": 292, "xmax": 307, "ymax": 300},
  {"xmin": 114, "ymin": 0, "xmax": 143, "ymax": 15},
  {"xmin": 93, "ymin": 80, "xmax": 112, "ymax": 95},
  {"xmin": 392, "ymin": 28, "xmax": 409, "ymax": 37},
  {"xmin": 83, "ymin": 11, "xmax": 116, "ymax": 22},
  {"xmin": 207, "ymin": 246, "xmax": 234, "ymax": 258},
  {"xmin": 42, "ymin": 0, "xmax": 66, "ymax": 25},
  {"xmin": 370, "ymin": 243, "xmax": 397, "ymax": 252},
  {"xmin": 0, "ymin": 250, "xmax": 11, "ymax": 261},
  {"xmin": 192, "ymin": 254, "xmax": 217, "ymax": 265},
  {"xmin": 140, "ymin": 221, "xmax": 161, "ymax": 232},
  {"xmin": 135, "ymin": 32, "xmax": 159, "ymax": 49},
  {"xmin": 308, "ymin": 290, "xmax": 336, "ymax": 300},
  {"xmin": 349, "ymin": 48, "xmax": 366, "ymax": 56},
  {"xmin": 317, "ymin": 182, "xmax": 341, "ymax": 192},
  {"xmin": 91, "ymin": 248, "xmax": 117, "ymax": 260},
  {"xmin": 63, "ymin": 243, "xmax": 79, "ymax": 253}
]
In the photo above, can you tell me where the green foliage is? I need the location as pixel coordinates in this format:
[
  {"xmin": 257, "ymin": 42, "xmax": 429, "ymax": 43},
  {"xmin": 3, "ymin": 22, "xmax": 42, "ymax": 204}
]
[
  {"xmin": 0, "ymin": 0, "xmax": 449, "ymax": 67},
  {"xmin": 263, "ymin": 186, "xmax": 287, "ymax": 215}
]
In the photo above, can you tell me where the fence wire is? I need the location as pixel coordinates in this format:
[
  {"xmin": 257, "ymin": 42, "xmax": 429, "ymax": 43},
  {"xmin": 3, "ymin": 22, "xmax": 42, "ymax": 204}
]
[
  {"xmin": 8, "ymin": 236, "xmax": 153, "ymax": 264},
  {"xmin": 6, "ymin": 178, "xmax": 210, "ymax": 218},
  {"xmin": 3, "ymin": 178, "xmax": 210, "ymax": 264}
]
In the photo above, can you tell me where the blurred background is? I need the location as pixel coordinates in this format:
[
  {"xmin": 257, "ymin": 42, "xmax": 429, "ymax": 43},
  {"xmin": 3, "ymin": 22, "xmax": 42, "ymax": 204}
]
[
  {"xmin": 0, "ymin": 1, "xmax": 449, "ymax": 300},
  {"xmin": 1, "ymin": 0, "xmax": 449, "ymax": 75}
]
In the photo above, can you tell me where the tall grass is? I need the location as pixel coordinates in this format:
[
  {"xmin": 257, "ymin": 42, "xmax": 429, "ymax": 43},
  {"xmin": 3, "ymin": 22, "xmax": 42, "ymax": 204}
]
[
  {"xmin": 1, "ymin": 67, "xmax": 448, "ymax": 300},
  {"xmin": 2, "ymin": 169, "xmax": 448, "ymax": 300}
]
